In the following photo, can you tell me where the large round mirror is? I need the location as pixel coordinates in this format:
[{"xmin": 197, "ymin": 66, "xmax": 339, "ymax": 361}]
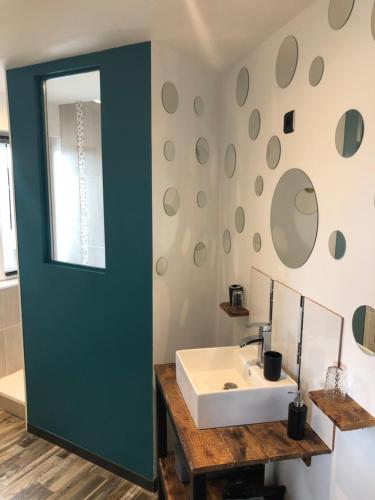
[
  {"xmin": 267, "ymin": 136, "xmax": 281, "ymax": 170},
  {"xmin": 328, "ymin": 0, "xmax": 355, "ymax": 30},
  {"xmin": 236, "ymin": 67, "xmax": 249, "ymax": 106},
  {"xmin": 196, "ymin": 137, "xmax": 209, "ymax": 164},
  {"xmin": 329, "ymin": 230, "xmax": 346, "ymax": 259},
  {"xmin": 249, "ymin": 109, "xmax": 261, "ymax": 140},
  {"xmin": 194, "ymin": 242, "xmax": 207, "ymax": 267},
  {"xmin": 335, "ymin": 109, "xmax": 364, "ymax": 158},
  {"xmin": 163, "ymin": 188, "xmax": 180, "ymax": 216},
  {"xmin": 276, "ymin": 36, "xmax": 298, "ymax": 88},
  {"xmin": 162, "ymin": 82, "xmax": 179, "ymax": 113},
  {"xmin": 352, "ymin": 305, "xmax": 375, "ymax": 355},
  {"xmin": 225, "ymin": 144, "xmax": 236, "ymax": 178},
  {"xmin": 309, "ymin": 56, "xmax": 324, "ymax": 87},
  {"xmin": 223, "ymin": 230, "xmax": 231, "ymax": 254},
  {"xmin": 271, "ymin": 169, "xmax": 318, "ymax": 269},
  {"xmin": 235, "ymin": 207, "xmax": 245, "ymax": 233}
]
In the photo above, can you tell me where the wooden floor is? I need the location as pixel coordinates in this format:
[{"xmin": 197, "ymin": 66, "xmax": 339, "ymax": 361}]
[{"xmin": 0, "ymin": 410, "xmax": 155, "ymax": 499}]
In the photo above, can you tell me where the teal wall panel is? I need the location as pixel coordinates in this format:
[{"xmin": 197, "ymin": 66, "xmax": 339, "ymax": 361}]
[{"xmin": 7, "ymin": 43, "xmax": 153, "ymax": 481}]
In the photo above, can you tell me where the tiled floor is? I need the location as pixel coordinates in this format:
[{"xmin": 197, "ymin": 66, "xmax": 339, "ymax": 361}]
[{"xmin": 0, "ymin": 410, "xmax": 155, "ymax": 499}]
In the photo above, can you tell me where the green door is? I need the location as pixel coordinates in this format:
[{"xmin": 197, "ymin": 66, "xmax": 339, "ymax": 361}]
[{"xmin": 7, "ymin": 43, "xmax": 153, "ymax": 486}]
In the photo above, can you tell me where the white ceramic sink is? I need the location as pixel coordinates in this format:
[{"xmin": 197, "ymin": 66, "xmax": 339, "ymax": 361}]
[{"xmin": 176, "ymin": 346, "xmax": 297, "ymax": 429}]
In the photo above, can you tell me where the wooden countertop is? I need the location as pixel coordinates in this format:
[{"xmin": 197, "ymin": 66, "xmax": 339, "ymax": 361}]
[{"xmin": 155, "ymin": 364, "xmax": 331, "ymax": 474}]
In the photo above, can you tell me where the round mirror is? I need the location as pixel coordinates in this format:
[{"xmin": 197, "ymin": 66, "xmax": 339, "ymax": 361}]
[
  {"xmin": 328, "ymin": 0, "xmax": 355, "ymax": 30},
  {"xmin": 156, "ymin": 257, "xmax": 168, "ymax": 276},
  {"xmin": 276, "ymin": 35, "xmax": 298, "ymax": 88},
  {"xmin": 236, "ymin": 67, "xmax": 249, "ymax": 106},
  {"xmin": 329, "ymin": 230, "xmax": 346, "ymax": 259},
  {"xmin": 335, "ymin": 109, "xmax": 364, "ymax": 158},
  {"xmin": 309, "ymin": 56, "xmax": 324, "ymax": 87},
  {"xmin": 164, "ymin": 140, "xmax": 175, "ymax": 161},
  {"xmin": 163, "ymin": 188, "xmax": 180, "ymax": 216},
  {"xmin": 267, "ymin": 136, "xmax": 281, "ymax": 170},
  {"xmin": 224, "ymin": 144, "xmax": 236, "ymax": 178},
  {"xmin": 194, "ymin": 242, "xmax": 207, "ymax": 267},
  {"xmin": 249, "ymin": 109, "xmax": 261, "ymax": 140},
  {"xmin": 235, "ymin": 207, "xmax": 245, "ymax": 233},
  {"xmin": 223, "ymin": 230, "xmax": 231, "ymax": 254},
  {"xmin": 352, "ymin": 305, "xmax": 375, "ymax": 355},
  {"xmin": 295, "ymin": 188, "xmax": 318, "ymax": 215},
  {"xmin": 194, "ymin": 96, "xmax": 204, "ymax": 116},
  {"xmin": 271, "ymin": 169, "xmax": 318, "ymax": 269},
  {"xmin": 197, "ymin": 191, "xmax": 207, "ymax": 208},
  {"xmin": 253, "ymin": 233, "xmax": 262, "ymax": 252},
  {"xmin": 161, "ymin": 82, "xmax": 179, "ymax": 114},
  {"xmin": 255, "ymin": 176, "xmax": 264, "ymax": 196},
  {"xmin": 196, "ymin": 137, "xmax": 209, "ymax": 164}
]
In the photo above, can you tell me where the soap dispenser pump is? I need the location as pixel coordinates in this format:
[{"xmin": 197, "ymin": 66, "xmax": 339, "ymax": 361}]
[{"xmin": 287, "ymin": 390, "xmax": 307, "ymax": 440}]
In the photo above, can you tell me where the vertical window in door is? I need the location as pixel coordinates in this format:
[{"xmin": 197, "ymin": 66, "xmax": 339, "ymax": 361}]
[{"xmin": 43, "ymin": 70, "xmax": 105, "ymax": 268}]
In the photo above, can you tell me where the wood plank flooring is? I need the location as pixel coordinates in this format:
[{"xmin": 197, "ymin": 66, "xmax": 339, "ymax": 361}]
[{"xmin": 0, "ymin": 410, "xmax": 155, "ymax": 499}]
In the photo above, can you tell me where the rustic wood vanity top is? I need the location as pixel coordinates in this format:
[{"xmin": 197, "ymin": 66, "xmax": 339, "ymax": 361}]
[
  {"xmin": 309, "ymin": 390, "xmax": 375, "ymax": 432},
  {"xmin": 155, "ymin": 364, "xmax": 331, "ymax": 474}
]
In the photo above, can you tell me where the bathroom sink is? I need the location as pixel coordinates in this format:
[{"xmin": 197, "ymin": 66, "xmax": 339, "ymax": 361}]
[{"xmin": 176, "ymin": 346, "xmax": 297, "ymax": 429}]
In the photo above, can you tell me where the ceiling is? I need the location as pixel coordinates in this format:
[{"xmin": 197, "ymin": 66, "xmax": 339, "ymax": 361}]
[{"xmin": 0, "ymin": 0, "xmax": 314, "ymax": 90}]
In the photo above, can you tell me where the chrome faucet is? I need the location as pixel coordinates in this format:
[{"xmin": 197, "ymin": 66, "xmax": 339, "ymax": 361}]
[{"xmin": 239, "ymin": 322, "xmax": 272, "ymax": 368}]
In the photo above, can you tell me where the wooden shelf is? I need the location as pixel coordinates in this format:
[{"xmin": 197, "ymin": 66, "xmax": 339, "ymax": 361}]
[
  {"xmin": 158, "ymin": 454, "xmax": 225, "ymax": 500},
  {"xmin": 220, "ymin": 302, "xmax": 249, "ymax": 317},
  {"xmin": 309, "ymin": 390, "xmax": 375, "ymax": 432},
  {"xmin": 155, "ymin": 364, "xmax": 330, "ymax": 475}
]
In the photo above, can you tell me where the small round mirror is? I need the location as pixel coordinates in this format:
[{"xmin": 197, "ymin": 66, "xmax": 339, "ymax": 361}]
[
  {"xmin": 156, "ymin": 257, "xmax": 168, "ymax": 276},
  {"xmin": 235, "ymin": 207, "xmax": 245, "ymax": 233},
  {"xmin": 225, "ymin": 144, "xmax": 236, "ymax": 179},
  {"xmin": 194, "ymin": 242, "xmax": 207, "ymax": 267},
  {"xmin": 309, "ymin": 56, "xmax": 324, "ymax": 87},
  {"xmin": 328, "ymin": 0, "xmax": 355, "ymax": 30},
  {"xmin": 352, "ymin": 305, "xmax": 375, "ymax": 355},
  {"xmin": 197, "ymin": 191, "xmax": 207, "ymax": 208},
  {"xmin": 194, "ymin": 96, "xmax": 204, "ymax": 116},
  {"xmin": 236, "ymin": 67, "xmax": 249, "ymax": 106},
  {"xmin": 276, "ymin": 35, "xmax": 298, "ymax": 88},
  {"xmin": 196, "ymin": 137, "xmax": 209, "ymax": 164},
  {"xmin": 253, "ymin": 233, "xmax": 262, "ymax": 252},
  {"xmin": 335, "ymin": 109, "xmax": 364, "ymax": 158},
  {"xmin": 271, "ymin": 169, "xmax": 318, "ymax": 269},
  {"xmin": 329, "ymin": 230, "xmax": 346, "ymax": 259},
  {"xmin": 163, "ymin": 188, "xmax": 180, "ymax": 216},
  {"xmin": 223, "ymin": 230, "xmax": 231, "ymax": 254},
  {"xmin": 255, "ymin": 176, "xmax": 264, "ymax": 196},
  {"xmin": 164, "ymin": 140, "xmax": 175, "ymax": 161},
  {"xmin": 267, "ymin": 136, "xmax": 281, "ymax": 170},
  {"xmin": 249, "ymin": 109, "xmax": 261, "ymax": 140},
  {"xmin": 161, "ymin": 82, "xmax": 178, "ymax": 113}
]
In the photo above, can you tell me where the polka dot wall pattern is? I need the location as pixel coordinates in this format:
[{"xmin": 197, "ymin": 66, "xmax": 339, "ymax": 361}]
[{"xmin": 156, "ymin": 78, "xmax": 216, "ymax": 276}]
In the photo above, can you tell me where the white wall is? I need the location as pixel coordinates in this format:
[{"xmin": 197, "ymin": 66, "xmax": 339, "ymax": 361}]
[
  {"xmin": 0, "ymin": 92, "xmax": 9, "ymax": 132},
  {"xmin": 152, "ymin": 44, "xmax": 220, "ymax": 363},
  {"xmin": 217, "ymin": 0, "xmax": 375, "ymax": 498}
]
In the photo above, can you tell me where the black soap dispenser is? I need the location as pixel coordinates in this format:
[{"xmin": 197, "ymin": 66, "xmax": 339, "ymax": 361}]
[{"xmin": 287, "ymin": 390, "xmax": 307, "ymax": 440}]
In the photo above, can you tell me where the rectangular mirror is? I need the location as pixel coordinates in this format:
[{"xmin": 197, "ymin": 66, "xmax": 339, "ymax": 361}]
[{"xmin": 43, "ymin": 70, "xmax": 105, "ymax": 268}]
